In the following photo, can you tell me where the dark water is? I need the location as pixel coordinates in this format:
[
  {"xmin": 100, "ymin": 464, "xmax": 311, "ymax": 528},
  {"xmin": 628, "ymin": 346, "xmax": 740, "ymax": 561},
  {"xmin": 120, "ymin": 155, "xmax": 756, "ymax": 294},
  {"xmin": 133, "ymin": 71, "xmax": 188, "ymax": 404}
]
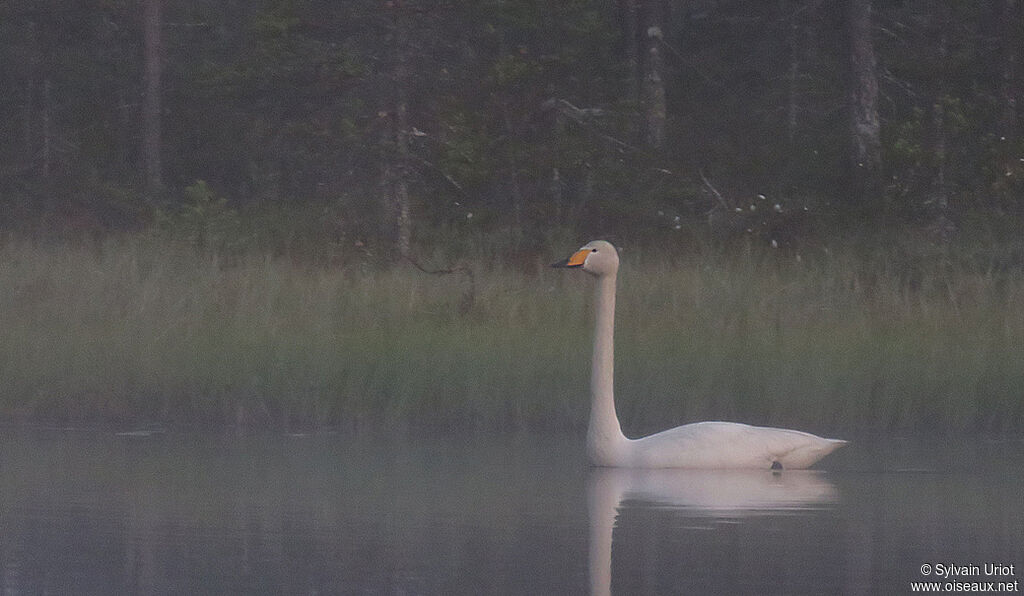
[{"xmin": 0, "ymin": 430, "xmax": 1021, "ymax": 595}]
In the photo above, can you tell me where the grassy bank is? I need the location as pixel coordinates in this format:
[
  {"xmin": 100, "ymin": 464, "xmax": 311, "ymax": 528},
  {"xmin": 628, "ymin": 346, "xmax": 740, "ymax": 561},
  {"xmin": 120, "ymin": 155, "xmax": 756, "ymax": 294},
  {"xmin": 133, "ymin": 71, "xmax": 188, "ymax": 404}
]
[{"xmin": 0, "ymin": 234, "xmax": 1022, "ymax": 434}]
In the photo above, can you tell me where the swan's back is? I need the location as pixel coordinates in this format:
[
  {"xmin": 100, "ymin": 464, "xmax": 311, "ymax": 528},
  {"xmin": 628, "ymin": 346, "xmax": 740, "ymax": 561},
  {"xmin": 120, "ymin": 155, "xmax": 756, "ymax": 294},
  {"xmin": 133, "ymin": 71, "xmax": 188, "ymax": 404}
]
[{"xmin": 622, "ymin": 421, "xmax": 847, "ymax": 469}]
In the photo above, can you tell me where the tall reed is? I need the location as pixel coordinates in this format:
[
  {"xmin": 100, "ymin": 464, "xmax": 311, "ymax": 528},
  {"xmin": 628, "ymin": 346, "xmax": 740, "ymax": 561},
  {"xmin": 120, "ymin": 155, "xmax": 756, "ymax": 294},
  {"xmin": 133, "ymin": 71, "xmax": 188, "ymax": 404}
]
[{"xmin": 0, "ymin": 235, "xmax": 1020, "ymax": 434}]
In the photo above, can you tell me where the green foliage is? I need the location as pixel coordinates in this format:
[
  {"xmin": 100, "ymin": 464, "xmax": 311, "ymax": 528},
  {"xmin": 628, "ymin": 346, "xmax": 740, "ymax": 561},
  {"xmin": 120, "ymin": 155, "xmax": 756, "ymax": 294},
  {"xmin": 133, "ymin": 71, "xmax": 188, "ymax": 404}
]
[
  {"xmin": 0, "ymin": 2, "xmax": 1022, "ymax": 251},
  {"xmin": 155, "ymin": 181, "xmax": 245, "ymax": 254},
  {"xmin": 1, "ymin": 233, "xmax": 1023, "ymax": 434},
  {"xmin": 490, "ymin": 53, "xmax": 535, "ymax": 87},
  {"xmin": 888, "ymin": 107, "xmax": 926, "ymax": 166}
]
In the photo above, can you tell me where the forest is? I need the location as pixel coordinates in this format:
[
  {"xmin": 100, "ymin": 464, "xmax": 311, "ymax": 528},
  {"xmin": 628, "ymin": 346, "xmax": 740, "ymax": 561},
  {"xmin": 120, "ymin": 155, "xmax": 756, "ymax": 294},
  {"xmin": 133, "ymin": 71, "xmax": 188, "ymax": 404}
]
[
  {"xmin": 0, "ymin": 1, "xmax": 1023, "ymax": 432},
  {"xmin": 0, "ymin": 0, "xmax": 1021, "ymax": 254}
]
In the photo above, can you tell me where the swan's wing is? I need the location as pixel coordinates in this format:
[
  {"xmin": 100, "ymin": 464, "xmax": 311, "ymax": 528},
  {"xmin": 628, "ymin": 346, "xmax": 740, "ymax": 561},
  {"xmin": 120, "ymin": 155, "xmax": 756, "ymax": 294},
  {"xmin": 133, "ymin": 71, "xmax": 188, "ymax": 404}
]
[{"xmin": 629, "ymin": 421, "xmax": 846, "ymax": 469}]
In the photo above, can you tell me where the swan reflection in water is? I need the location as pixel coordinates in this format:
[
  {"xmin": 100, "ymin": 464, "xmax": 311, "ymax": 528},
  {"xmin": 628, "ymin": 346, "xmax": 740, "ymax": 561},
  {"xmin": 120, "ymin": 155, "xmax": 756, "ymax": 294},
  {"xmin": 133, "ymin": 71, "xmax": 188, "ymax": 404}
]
[{"xmin": 587, "ymin": 468, "xmax": 840, "ymax": 596}]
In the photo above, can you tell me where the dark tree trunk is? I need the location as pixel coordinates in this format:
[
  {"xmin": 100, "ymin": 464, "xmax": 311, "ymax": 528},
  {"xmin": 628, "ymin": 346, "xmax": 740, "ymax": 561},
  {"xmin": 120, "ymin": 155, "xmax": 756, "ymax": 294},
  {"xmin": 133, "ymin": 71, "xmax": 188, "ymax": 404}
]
[
  {"xmin": 927, "ymin": 4, "xmax": 952, "ymax": 214},
  {"xmin": 846, "ymin": 0, "xmax": 883, "ymax": 210},
  {"xmin": 142, "ymin": 0, "xmax": 163, "ymax": 196},
  {"xmin": 500, "ymin": 98, "xmax": 525, "ymax": 247},
  {"xmin": 22, "ymin": 79, "xmax": 34, "ymax": 173},
  {"xmin": 380, "ymin": 0, "xmax": 413, "ymax": 258},
  {"xmin": 786, "ymin": 3, "xmax": 801, "ymax": 146},
  {"xmin": 618, "ymin": 0, "xmax": 640, "ymax": 97},
  {"xmin": 641, "ymin": 0, "xmax": 667, "ymax": 148},
  {"xmin": 782, "ymin": 0, "xmax": 806, "ymax": 194},
  {"xmin": 42, "ymin": 77, "xmax": 53, "ymax": 182},
  {"xmin": 379, "ymin": 106, "xmax": 411, "ymax": 258},
  {"xmin": 929, "ymin": 98, "xmax": 949, "ymax": 211},
  {"xmin": 618, "ymin": 0, "xmax": 642, "ymax": 140},
  {"xmin": 997, "ymin": 0, "xmax": 1020, "ymax": 140},
  {"xmin": 394, "ymin": 96, "xmax": 412, "ymax": 258}
]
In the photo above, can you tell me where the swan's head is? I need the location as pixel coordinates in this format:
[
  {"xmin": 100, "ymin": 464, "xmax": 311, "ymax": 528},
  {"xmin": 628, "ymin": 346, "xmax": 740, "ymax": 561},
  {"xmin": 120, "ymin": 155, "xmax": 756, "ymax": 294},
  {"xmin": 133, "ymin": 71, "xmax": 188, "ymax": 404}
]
[{"xmin": 551, "ymin": 240, "xmax": 619, "ymax": 277}]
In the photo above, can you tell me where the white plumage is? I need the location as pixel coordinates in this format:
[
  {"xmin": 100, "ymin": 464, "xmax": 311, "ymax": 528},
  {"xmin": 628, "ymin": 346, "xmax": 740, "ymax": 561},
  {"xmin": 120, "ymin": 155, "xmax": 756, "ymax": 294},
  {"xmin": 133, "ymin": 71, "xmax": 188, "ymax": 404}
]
[{"xmin": 553, "ymin": 240, "xmax": 847, "ymax": 469}]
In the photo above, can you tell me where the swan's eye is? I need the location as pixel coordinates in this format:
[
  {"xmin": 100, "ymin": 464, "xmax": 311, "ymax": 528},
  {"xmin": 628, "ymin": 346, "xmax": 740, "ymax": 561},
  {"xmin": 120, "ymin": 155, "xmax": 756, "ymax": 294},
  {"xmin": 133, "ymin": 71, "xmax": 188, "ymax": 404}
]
[{"xmin": 591, "ymin": 248, "xmax": 598, "ymax": 253}]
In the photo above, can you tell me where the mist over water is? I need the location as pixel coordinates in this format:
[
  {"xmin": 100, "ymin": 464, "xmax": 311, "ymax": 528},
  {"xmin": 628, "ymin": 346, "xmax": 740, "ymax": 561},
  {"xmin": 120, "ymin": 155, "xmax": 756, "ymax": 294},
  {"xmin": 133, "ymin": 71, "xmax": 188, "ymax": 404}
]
[{"xmin": 0, "ymin": 429, "xmax": 1020, "ymax": 595}]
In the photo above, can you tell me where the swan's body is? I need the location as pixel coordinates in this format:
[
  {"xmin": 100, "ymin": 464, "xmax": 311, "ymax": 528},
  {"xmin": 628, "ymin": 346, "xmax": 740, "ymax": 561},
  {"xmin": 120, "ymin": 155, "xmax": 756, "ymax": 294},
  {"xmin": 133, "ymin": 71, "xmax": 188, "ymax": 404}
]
[{"xmin": 553, "ymin": 240, "xmax": 846, "ymax": 469}]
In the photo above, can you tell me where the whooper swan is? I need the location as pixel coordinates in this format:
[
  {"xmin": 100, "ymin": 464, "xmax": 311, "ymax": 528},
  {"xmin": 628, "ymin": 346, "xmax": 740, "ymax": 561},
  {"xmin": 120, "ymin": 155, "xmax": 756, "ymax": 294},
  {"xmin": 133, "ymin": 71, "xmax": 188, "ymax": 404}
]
[{"xmin": 552, "ymin": 240, "xmax": 847, "ymax": 469}]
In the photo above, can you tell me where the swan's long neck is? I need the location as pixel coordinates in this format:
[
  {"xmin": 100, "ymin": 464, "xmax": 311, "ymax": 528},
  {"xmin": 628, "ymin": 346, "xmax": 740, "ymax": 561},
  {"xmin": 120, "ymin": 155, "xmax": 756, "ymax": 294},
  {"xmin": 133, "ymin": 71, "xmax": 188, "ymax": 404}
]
[{"xmin": 588, "ymin": 272, "xmax": 626, "ymax": 456}]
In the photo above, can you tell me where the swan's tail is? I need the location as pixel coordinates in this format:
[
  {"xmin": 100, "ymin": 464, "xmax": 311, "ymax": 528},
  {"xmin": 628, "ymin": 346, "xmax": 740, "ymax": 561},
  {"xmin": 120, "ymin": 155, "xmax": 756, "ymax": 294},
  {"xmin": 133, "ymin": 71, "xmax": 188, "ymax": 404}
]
[{"xmin": 779, "ymin": 438, "xmax": 848, "ymax": 469}]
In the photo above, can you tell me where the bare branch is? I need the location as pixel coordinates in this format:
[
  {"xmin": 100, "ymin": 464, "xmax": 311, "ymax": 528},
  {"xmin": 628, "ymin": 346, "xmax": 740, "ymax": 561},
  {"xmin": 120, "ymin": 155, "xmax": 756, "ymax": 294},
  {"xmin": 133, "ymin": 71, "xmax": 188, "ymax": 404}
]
[
  {"xmin": 699, "ymin": 169, "xmax": 729, "ymax": 211},
  {"xmin": 404, "ymin": 254, "xmax": 476, "ymax": 315}
]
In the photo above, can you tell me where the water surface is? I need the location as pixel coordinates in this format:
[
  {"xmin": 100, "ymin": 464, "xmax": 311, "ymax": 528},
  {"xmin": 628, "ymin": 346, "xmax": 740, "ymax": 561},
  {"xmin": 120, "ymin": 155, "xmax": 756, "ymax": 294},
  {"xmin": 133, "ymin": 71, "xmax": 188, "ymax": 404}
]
[{"xmin": 0, "ymin": 430, "xmax": 1020, "ymax": 594}]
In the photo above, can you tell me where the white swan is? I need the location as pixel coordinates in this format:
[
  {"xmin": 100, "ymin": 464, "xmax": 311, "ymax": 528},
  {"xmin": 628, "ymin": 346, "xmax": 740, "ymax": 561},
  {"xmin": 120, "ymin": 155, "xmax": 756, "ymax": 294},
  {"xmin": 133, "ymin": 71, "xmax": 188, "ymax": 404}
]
[{"xmin": 552, "ymin": 240, "xmax": 847, "ymax": 469}]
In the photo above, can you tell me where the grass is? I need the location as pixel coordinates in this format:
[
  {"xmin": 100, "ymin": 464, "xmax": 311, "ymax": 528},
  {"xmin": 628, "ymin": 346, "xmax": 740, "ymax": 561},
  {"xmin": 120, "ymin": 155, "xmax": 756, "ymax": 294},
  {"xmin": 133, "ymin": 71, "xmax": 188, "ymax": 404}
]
[{"xmin": 0, "ymin": 232, "xmax": 1022, "ymax": 434}]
